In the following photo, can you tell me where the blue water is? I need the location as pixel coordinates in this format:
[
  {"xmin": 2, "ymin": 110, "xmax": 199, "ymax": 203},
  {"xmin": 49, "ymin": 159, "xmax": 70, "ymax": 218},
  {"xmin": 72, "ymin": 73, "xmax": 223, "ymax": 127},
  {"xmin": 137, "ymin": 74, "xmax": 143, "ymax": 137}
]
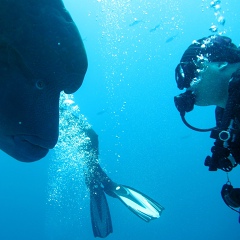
[{"xmin": 1, "ymin": 0, "xmax": 240, "ymax": 239}]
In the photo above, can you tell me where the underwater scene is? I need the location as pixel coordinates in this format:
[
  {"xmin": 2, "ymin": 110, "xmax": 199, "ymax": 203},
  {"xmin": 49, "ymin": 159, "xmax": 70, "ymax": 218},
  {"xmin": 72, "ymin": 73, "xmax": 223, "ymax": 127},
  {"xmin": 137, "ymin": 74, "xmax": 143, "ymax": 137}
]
[{"xmin": 0, "ymin": 0, "xmax": 240, "ymax": 239}]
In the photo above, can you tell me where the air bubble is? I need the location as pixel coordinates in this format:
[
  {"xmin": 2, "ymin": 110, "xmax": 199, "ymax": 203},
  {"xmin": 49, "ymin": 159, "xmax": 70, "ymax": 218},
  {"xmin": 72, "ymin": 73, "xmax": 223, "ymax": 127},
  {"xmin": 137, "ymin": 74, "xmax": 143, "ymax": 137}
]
[
  {"xmin": 209, "ymin": 25, "xmax": 218, "ymax": 32},
  {"xmin": 218, "ymin": 16, "xmax": 225, "ymax": 25}
]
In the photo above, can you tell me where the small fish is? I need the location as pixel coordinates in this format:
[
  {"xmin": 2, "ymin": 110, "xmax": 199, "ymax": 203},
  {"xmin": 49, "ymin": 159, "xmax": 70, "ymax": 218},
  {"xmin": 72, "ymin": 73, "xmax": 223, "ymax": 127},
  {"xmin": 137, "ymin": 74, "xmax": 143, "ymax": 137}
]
[
  {"xmin": 180, "ymin": 135, "xmax": 191, "ymax": 140},
  {"xmin": 165, "ymin": 33, "xmax": 179, "ymax": 43},
  {"xmin": 129, "ymin": 19, "xmax": 143, "ymax": 27},
  {"xmin": 97, "ymin": 109, "xmax": 107, "ymax": 116},
  {"xmin": 149, "ymin": 24, "xmax": 160, "ymax": 32}
]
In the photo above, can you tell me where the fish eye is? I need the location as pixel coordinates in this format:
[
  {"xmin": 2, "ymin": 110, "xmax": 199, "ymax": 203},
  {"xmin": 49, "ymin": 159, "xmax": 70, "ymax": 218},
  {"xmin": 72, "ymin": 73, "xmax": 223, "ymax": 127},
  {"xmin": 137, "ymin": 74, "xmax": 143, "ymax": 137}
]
[{"xmin": 35, "ymin": 80, "xmax": 45, "ymax": 90}]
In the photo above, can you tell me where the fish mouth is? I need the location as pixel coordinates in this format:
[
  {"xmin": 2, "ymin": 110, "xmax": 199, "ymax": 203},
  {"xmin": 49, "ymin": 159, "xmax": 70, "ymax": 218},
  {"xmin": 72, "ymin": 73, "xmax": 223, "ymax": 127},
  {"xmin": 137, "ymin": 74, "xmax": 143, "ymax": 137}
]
[{"xmin": 13, "ymin": 135, "xmax": 55, "ymax": 162}]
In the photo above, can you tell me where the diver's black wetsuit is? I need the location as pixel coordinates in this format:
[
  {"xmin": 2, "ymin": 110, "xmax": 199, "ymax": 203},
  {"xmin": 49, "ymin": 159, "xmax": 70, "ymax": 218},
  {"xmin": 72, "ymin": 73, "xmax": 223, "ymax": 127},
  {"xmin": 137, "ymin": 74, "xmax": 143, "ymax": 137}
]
[
  {"xmin": 204, "ymin": 68, "xmax": 240, "ymax": 210},
  {"xmin": 205, "ymin": 68, "xmax": 240, "ymax": 171}
]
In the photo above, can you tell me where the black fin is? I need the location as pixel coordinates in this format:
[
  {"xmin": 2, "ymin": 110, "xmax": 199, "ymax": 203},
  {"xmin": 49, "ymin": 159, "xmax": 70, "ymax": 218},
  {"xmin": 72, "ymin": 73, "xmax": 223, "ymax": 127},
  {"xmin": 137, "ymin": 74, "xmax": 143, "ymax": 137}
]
[{"xmin": 90, "ymin": 184, "xmax": 113, "ymax": 238}]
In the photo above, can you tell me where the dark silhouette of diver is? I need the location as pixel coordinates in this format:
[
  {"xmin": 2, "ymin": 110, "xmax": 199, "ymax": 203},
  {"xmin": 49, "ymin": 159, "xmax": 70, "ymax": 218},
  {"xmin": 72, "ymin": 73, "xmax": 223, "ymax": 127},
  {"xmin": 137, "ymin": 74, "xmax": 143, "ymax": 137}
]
[{"xmin": 83, "ymin": 127, "xmax": 164, "ymax": 238}]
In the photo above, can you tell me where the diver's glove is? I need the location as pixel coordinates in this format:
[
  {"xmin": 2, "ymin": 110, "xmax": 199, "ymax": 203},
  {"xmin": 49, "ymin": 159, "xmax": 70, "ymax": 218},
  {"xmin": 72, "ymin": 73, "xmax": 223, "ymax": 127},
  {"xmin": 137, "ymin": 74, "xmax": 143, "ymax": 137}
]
[{"xmin": 221, "ymin": 182, "xmax": 240, "ymax": 211}]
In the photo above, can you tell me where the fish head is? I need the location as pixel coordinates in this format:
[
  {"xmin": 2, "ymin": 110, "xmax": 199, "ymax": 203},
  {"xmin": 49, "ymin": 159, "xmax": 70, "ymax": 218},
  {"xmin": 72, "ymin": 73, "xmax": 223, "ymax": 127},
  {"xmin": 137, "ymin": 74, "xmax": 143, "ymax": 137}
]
[{"xmin": 0, "ymin": 3, "xmax": 88, "ymax": 162}]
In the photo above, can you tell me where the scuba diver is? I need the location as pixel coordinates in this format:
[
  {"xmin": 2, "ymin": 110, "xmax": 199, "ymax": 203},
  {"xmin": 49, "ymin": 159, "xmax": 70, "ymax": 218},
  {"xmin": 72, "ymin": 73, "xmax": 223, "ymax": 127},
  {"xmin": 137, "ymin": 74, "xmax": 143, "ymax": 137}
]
[
  {"xmin": 174, "ymin": 34, "xmax": 240, "ymax": 217},
  {"xmin": 57, "ymin": 93, "xmax": 164, "ymax": 238}
]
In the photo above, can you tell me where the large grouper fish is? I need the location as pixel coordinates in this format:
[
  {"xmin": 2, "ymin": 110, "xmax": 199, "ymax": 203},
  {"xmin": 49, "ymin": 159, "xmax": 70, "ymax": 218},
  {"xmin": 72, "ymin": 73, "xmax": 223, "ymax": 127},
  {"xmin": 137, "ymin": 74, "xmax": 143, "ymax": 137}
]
[{"xmin": 0, "ymin": 0, "xmax": 88, "ymax": 162}]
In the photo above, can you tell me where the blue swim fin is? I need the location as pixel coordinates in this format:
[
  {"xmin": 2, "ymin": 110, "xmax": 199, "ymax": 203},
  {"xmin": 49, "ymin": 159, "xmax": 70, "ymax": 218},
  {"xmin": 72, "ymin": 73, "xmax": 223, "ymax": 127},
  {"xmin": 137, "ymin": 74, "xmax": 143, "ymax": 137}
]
[
  {"xmin": 90, "ymin": 183, "xmax": 113, "ymax": 238},
  {"xmin": 103, "ymin": 181, "xmax": 164, "ymax": 222}
]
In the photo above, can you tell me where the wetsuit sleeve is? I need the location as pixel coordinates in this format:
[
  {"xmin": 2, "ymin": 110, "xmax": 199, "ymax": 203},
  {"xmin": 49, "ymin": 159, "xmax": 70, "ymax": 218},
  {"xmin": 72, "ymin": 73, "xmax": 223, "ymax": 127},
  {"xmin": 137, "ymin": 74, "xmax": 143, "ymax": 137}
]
[{"xmin": 228, "ymin": 68, "xmax": 240, "ymax": 164}]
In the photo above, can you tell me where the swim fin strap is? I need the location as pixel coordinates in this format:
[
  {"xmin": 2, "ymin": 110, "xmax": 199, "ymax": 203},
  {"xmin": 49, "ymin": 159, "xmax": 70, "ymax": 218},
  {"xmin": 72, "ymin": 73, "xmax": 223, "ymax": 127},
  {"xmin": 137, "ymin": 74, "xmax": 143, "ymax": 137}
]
[
  {"xmin": 104, "ymin": 182, "xmax": 164, "ymax": 222},
  {"xmin": 90, "ymin": 183, "xmax": 113, "ymax": 238}
]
